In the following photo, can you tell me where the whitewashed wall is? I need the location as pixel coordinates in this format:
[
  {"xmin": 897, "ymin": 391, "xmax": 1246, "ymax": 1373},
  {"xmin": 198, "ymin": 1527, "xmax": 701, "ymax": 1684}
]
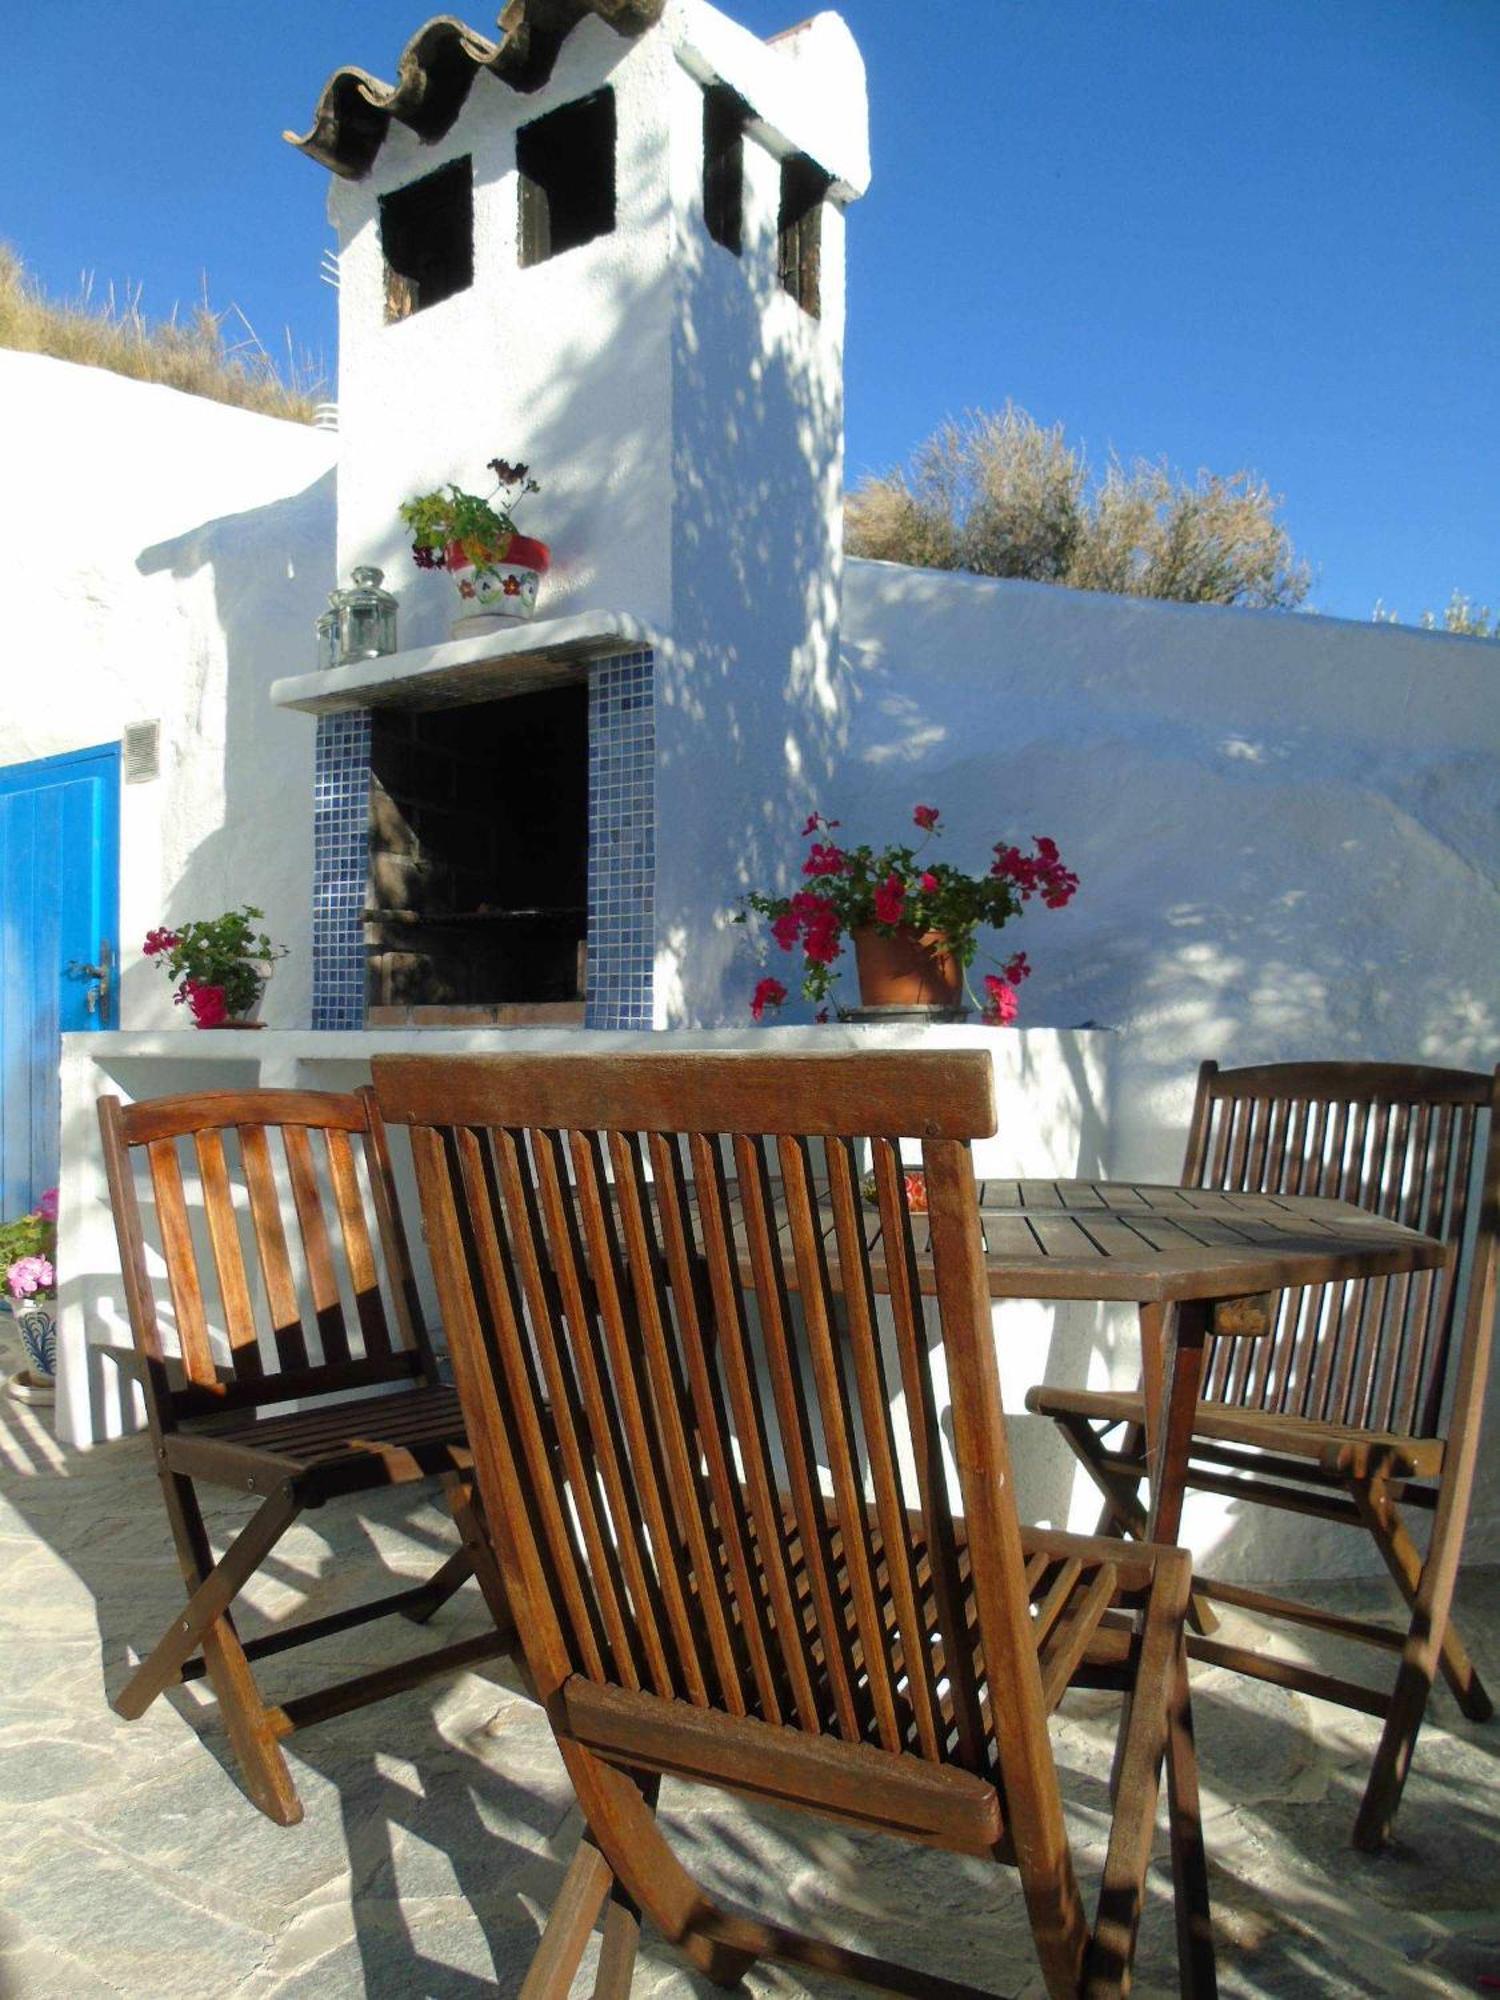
[{"xmin": 0, "ymin": 350, "xmax": 336, "ymax": 1027}]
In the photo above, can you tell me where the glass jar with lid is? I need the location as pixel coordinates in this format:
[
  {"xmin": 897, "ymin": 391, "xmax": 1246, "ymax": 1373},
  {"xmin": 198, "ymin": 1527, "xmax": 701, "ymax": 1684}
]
[
  {"xmin": 315, "ymin": 600, "xmax": 339, "ymax": 671},
  {"xmin": 332, "ymin": 566, "xmax": 398, "ymax": 662}
]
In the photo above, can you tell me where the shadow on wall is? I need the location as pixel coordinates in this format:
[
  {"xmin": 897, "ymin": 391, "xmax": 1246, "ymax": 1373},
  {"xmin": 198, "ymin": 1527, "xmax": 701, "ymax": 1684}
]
[
  {"xmin": 838, "ymin": 573, "xmax": 1500, "ymax": 1576},
  {"xmin": 134, "ymin": 466, "xmax": 336, "ymax": 1026},
  {"xmin": 654, "ymin": 173, "xmax": 851, "ymax": 1025}
]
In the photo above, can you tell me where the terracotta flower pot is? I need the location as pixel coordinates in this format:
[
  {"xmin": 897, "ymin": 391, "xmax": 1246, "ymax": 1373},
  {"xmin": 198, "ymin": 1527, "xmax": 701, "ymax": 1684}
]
[
  {"xmin": 447, "ymin": 536, "xmax": 550, "ymax": 627},
  {"xmin": 851, "ymin": 926, "xmax": 963, "ymax": 1009}
]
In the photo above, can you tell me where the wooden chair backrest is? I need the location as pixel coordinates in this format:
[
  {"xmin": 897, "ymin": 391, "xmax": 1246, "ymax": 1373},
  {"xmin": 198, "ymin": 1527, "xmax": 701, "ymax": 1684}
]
[
  {"xmin": 99, "ymin": 1087, "xmax": 433, "ymax": 1427},
  {"xmin": 376, "ymin": 1049, "xmax": 1070, "ymax": 1839},
  {"xmin": 1184, "ymin": 1061, "xmax": 1500, "ymax": 1437}
]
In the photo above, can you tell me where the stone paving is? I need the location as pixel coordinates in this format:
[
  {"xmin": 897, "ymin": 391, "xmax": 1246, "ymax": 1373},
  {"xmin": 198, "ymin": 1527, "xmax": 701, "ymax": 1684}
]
[{"xmin": 2, "ymin": 1315, "xmax": 1497, "ymax": 2000}]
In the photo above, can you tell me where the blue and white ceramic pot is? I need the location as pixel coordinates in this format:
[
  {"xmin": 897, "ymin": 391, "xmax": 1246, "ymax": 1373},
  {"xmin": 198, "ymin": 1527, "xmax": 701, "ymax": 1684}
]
[{"xmin": 13, "ymin": 1296, "xmax": 57, "ymax": 1380}]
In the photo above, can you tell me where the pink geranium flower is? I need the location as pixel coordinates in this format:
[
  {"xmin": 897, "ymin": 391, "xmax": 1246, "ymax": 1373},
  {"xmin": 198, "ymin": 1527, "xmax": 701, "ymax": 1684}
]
[
  {"xmin": 8, "ymin": 1254, "xmax": 55, "ymax": 1300},
  {"xmin": 982, "ymin": 974, "xmax": 1020, "ymax": 1026},
  {"xmin": 913, "ymin": 804, "xmax": 940, "ymax": 831},
  {"xmin": 36, "ymin": 1188, "xmax": 58, "ymax": 1223}
]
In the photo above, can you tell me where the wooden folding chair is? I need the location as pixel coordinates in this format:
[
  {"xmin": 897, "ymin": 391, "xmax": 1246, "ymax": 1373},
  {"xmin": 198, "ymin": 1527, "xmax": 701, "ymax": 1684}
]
[
  {"xmin": 98, "ymin": 1086, "xmax": 513, "ymax": 1826},
  {"xmin": 1028, "ymin": 1060, "xmax": 1498, "ymax": 1851},
  {"xmin": 375, "ymin": 1047, "xmax": 1216, "ymax": 1998}
]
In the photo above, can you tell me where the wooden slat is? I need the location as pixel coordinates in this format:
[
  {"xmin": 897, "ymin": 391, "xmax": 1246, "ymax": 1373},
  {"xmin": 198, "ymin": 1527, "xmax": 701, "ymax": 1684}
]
[
  {"xmin": 606, "ymin": 1130, "xmax": 739, "ymax": 1711},
  {"xmin": 118, "ymin": 1088, "xmax": 372, "ymax": 1146},
  {"xmin": 452, "ymin": 1126, "xmax": 610, "ymax": 1682},
  {"xmin": 494, "ymin": 1126, "xmax": 641, "ymax": 1689},
  {"xmin": 740, "ymin": 1134, "xmax": 863, "ymax": 1745},
  {"xmin": 193, "ymin": 1129, "xmax": 263, "ymax": 1382},
  {"xmin": 825, "ymin": 1136, "xmax": 939, "ymax": 1760},
  {"xmin": 283, "ymin": 1125, "xmax": 351, "ymax": 1367},
  {"xmin": 374, "ymin": 1049, "xmax": 997, "ymax": 1143},
  {"xmin": 648, "ymin": 1131, "xmax": 784, "ymax": 1723},
  {"xmin": 145, "ymin": 1137, "xmax": 218, "ymax": 1387},
  {"xmin": 325, "ymin": 1128, "xmax": 392, "ymax": 1359},
  {"xmin": 872, "ymin": 1138, "xmax": 986, "ymax": 1774},
  {"xmin": 238, "ymin": 1124, "xmax": 309, "ymax": 1372},
  {"xmin": 691, "ymin": 1131, "xmax": 822, "ymax": 1732},
  {"xmin": 538, "ymin": 1128, "xmax": 677, "ymax": 1700}
]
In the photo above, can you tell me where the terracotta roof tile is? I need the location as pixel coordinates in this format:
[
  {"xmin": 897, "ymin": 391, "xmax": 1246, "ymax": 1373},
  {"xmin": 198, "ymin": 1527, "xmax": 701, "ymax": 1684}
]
[{"xmin": 285, "ymin": 0, "xmax": 665, "ymax": 179}]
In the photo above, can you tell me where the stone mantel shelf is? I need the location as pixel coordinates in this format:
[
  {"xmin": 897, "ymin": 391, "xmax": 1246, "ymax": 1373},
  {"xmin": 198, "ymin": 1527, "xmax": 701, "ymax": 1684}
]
[{"xmin": 269, "ymin": 609, "xmax": 665, "ymax": 715}]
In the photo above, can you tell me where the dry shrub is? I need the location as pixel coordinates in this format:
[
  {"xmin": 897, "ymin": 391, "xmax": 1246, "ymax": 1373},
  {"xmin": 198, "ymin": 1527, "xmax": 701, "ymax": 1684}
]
[
  {"xmin": 0, "ymin": 244, "xmax": 322, "ymax": 423},
  {"xmin": 847, "ymin": 401, "xmax": 1310, "ymax": 610}
]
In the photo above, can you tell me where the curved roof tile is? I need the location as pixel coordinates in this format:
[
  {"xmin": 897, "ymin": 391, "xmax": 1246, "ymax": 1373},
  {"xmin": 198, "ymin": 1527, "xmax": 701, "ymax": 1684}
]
[{"xmin": 286, "ymin": 0, "xmax": 665, "ymax": 179}]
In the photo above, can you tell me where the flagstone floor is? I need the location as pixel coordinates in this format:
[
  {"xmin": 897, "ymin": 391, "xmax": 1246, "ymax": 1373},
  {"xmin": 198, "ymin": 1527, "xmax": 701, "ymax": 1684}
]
[{"xmin": 2, "ymin": 1320, "xmax": 1497, "ymax": 2000}]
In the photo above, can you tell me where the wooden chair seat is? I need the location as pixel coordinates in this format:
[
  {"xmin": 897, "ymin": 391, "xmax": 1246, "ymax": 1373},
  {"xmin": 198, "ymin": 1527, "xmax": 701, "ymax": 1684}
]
[
  {"xmin": 171, "ymin": 1383, "xmax": 471, "ymax": 1496},
  {"xmin": 1026, "ymin": 1382, "xmax": 1445, "ymax": 1479}
]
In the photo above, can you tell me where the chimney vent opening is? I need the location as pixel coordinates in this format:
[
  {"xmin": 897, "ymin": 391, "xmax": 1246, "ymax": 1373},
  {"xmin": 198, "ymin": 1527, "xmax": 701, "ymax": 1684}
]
[
  {"xmin": 517, "ymin": 89, "xmax": 617, "ymax": 267},
  {"xmin": 380, "ymin": 156, "xmax": 474, "ymax": 321}
]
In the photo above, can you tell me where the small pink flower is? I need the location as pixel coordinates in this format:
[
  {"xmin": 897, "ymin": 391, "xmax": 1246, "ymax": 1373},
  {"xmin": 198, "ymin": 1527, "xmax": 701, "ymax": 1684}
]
[
  {"xmin": 771, "ymin": 911, "xmax": 801, "ymax": 951},
  {"xmin": 36, "ymin": 1188, "xmax": 59, "ymax": 1223},
  {"xmin": 982, "ymin": 975, "xmax": 1020, "ymax": 1026},
  {"xmin": 873, "ymin": 873, "xmax": 907, "ymax": 926},
  {"xmin": 1003, "ymin": 951, "xmax": 1031, "ymax": 986},
  {"xmin": 750, "ymin": 976, "xmax": 787, "ymax": 1022},
  {"xmin": 913, "ymin": 805, "xmax": 940, "ymax": 831},
  {"xmin": 919, "ymin": 872, "xmax": 939, "ymax": 895},
  {"xmin": 142, "ymin": 928, "xmax": 180, "ymax": 958},
  {"xmin": 7, "ymin": 1254, "xmax": 55, "ymax": 1300},
  {"xmin": 801, "ymin": 812, "xmax": 840, "ymax": 837}
]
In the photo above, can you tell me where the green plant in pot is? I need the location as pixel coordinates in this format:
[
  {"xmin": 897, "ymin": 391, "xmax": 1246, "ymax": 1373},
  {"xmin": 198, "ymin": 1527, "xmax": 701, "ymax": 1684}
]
[
  {"xmin": 144, "ymin": 906, "xmax": 287, "ymax": 1027},
  {"xmin": 738, "ymin": 804, "xmax": 1078, "ymax": 1023},
  {"xmin": 399, "ymin": 455, "xmax": 550, "ymax": 627}
]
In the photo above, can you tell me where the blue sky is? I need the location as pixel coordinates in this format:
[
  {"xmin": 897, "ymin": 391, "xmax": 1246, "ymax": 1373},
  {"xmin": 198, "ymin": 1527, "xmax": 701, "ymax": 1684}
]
[{"xmin": 4, "ymin": 0, "xmax": 1494, "ymax": 620}]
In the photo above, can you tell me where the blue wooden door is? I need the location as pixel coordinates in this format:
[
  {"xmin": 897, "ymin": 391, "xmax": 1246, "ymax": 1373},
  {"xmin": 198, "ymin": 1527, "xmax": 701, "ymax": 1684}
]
[{"xmin": 0, "ymin": 744, "xmax": 120, "ymax": 1214}]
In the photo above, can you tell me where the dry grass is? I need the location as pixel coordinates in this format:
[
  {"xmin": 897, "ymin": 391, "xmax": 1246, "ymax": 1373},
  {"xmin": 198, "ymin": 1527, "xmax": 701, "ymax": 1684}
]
[{"xmin": 0, "ymin": 244, "xmax": 323, "ymax": 424}]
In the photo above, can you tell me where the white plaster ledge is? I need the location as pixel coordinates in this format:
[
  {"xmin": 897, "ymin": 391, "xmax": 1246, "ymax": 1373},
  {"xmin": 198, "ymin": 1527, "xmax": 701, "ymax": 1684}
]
[{"xmin": 268, "ymin": 610, "xmax": 666, "ymax": 715}]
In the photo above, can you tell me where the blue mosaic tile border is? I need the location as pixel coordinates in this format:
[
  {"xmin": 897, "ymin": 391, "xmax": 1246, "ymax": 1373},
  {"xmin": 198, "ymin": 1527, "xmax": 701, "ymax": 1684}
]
[
  {"xmin": 587, "ymin": 650, "xmax": 655, "ymax": 1030},
  {"xmin": 312, "ymin": 710, "xmax": 371, "ymax": 1030}
]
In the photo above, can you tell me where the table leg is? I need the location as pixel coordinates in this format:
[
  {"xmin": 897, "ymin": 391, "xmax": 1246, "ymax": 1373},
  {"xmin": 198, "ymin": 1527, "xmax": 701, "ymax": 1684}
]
[{"xmin": 1146, "ymin": 1299, "xmax": 1216, "ymax": 1994}]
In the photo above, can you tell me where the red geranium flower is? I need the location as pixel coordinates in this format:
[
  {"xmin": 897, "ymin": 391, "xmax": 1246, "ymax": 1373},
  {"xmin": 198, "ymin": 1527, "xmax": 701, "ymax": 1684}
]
[
  {"xmin": 913, "ymin": 804, "xmax": 940, "ymax": 831},
  {"xmin": 873, "ymin": 873, "xmax": 906, "ymax": 925},
  {"xmin": 183, "ymin": 980, "xmax": 229, "ymax": 1028},
  {"xmin": 750, "ymin": 976, "xmax": 787, "ymax": 1022},
  {"xmin": 143, "ymin": 927, "xmax": 180, "ymax": 958},
  {"xmin": 803, "ymin": 842, "xmax": 847, "ymax": 878}
]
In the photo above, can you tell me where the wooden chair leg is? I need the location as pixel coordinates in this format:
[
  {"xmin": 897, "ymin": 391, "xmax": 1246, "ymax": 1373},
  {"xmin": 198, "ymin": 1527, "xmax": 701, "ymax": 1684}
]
[
  {"xmin": 559, "ymin": 1746, "xmax": 757, "ymax": 1988},
  {"xmin": 1060, "ymin": 1413, "xmax": 1220, "ymax": 1639},
  {"xmin": 146, "ymin": 1471, "xmax": 303, "ymax": 1825},
  {"xmin": 445, "ymin": 1475, "xmax": 516, "ymax": 1638},
  {"xmin": 197, "ymin": 1618, "xmax": 305, "ymax": 1827},
  {"xmin": 1353, "ymin": 1649, "xmax": 1438, "ymax": 1853},
  {"xmin": 399, "ymin": 1543, "xmax": 474, "ymax": 1625},
  {"xmin": 115, "ymin": 1486, "xmax": 301, "ymax": 1718},
  {"xmin": 1089, "ymin": 1561, "xmax": 1216, "ymax": 2000},
  {"xmin": 593, "ymin": 1881, "xmax": 644, "ymax": 1999},
  {"xmin": 1351, "ymin": 1475, "xmax": 1492, "ymax": 1722},
  {"xmin": 519, "ymin": 1834, "xmax": 615, "ymax": 2000},
  {"xmin": 1164, "ymin": 1641, "xmax": 1215, "ymax": 1997}
]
